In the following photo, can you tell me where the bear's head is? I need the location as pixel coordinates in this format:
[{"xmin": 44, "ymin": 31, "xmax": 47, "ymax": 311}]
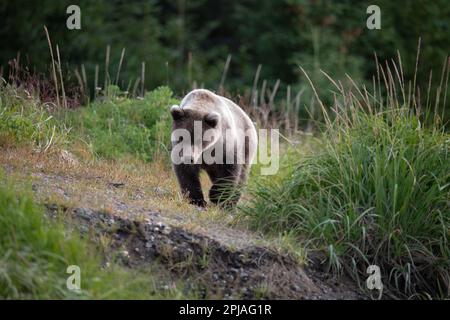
[{"xmin": 170, "ymin": 104, "xmax": 222, "ymax": 164}]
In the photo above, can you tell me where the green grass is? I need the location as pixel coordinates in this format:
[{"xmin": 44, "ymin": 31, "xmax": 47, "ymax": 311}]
[
  {"xmin": 65, "ymin": 86, "xmax": 177, "ymax": 162},
  {"xmin": 241, "ymin": 61, "xmax": 450, "ymax": 298},
  {"xmin": 0, "ymin": 82, "xmax": 177, "ymax": 162},
  {"xmin": 0, "ymin": 82, "xmax": 69, "ymax": 151},
  {"xmin": 0, "ymin": 179, "xmax": 191, "ymax": 299}
]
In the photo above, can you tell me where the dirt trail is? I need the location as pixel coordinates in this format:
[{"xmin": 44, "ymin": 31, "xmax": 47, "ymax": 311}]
[{"xmin": 1, "ymin": 150, "xmax": 363, "ymax": 299}]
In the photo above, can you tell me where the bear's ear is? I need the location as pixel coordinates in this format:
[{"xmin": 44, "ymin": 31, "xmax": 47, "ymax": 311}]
[
  {"xmin": 170, "ymin": 105, "xmax": 184, "ymax": 120},
  {"xmin": 204, "ymin": 112, "xmax": 220, "ymax": 128}
]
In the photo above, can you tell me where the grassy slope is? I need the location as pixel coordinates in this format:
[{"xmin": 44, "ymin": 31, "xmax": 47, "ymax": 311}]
[
  {"xmin": 0, "ymin": 84, "xmax": 275, "ymax": 299},
  {"xmin": 1, "ymin": 82, "xmax": 318, "ymax": 299},
  {"xmin": 0, "ymin": 180, "xmax": 192, "ymax": 299},
  {"xmin": 0, "ymin": 85, "xmax": 195, "ymax": 299}
]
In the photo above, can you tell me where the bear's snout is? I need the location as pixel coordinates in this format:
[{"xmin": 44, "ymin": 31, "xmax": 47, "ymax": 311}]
[
  {"xmin": 179, "ymin": 145, "xmax": 202, "ymax": 164},
  {"xmin": 181, "ymin": 155, "xmax": 194, "ymax": 164}
]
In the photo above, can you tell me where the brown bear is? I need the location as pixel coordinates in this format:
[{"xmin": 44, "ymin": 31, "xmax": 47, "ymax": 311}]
[{"xmin": 170, "ymin": 89, "xmax": 257, "ymax": 207}]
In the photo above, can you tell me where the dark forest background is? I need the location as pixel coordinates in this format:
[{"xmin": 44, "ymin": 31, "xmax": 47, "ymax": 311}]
[{"xmin": 1, "ymin": 0, "xmax": 449, "ymax": 109}]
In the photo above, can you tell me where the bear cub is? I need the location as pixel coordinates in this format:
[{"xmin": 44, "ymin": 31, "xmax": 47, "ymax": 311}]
[{"xmin": 170, "ymin": 89, "xmax": 257, "ymax": 207}]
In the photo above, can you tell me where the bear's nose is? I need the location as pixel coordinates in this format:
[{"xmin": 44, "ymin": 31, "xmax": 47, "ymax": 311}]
[{"xmin": 182, "ymin": 155, "xmax": 194, "ymax": 164}]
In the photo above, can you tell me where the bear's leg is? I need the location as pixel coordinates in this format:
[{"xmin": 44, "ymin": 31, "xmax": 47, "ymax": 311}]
[
  {"xmin": 206, "ymin": 165, "xmax": 242, "ymax": 208},
  {"xmin": 238, "ymin": 164, "xmax": 249, "ymax": 185},
  {"xmin": 173, "ymin": 164, "xmax": 206, "ymax": 207}
]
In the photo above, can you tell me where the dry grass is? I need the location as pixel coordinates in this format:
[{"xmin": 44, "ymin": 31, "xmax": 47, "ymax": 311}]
[{"xmin": 0, "ymin": 145, "xmax": 275, "ymax": 251}]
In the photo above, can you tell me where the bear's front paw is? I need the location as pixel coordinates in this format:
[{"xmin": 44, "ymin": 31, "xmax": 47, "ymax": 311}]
[{"xmin": 189, "ymin": 198, "xmax": 207, "ymax": 207}]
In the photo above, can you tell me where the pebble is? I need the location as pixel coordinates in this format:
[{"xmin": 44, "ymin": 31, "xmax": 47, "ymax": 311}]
[
  {"xmin": 240, "ymin": 272, "xmax": 249, "ymax": 281},
  {"xmin": 161, "ymin": 226, "xmax": 171, "ymax": 235}
]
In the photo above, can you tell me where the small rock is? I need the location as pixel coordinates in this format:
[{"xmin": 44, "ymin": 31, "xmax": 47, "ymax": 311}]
[
  {"xmin": 240, "ymin": 272, "xmax": 249, "ymax": 282},
  {"xmin": 156, "ymin": 222, "xmax": 167, "ymax": 232}
]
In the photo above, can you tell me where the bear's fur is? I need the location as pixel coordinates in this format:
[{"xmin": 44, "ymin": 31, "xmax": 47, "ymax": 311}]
[{"xmin": 170, "ymin": 89, "xmax": 257, "ymax": 207}]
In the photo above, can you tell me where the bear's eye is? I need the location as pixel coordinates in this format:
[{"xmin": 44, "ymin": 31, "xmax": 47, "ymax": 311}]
[
  {"xmin": 172, "ymin": 136, "xmax": 183, "ymax": 144},
  {"xmin": 204, "ymin": 112, "xmax": 219, "ymax": 128}
]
